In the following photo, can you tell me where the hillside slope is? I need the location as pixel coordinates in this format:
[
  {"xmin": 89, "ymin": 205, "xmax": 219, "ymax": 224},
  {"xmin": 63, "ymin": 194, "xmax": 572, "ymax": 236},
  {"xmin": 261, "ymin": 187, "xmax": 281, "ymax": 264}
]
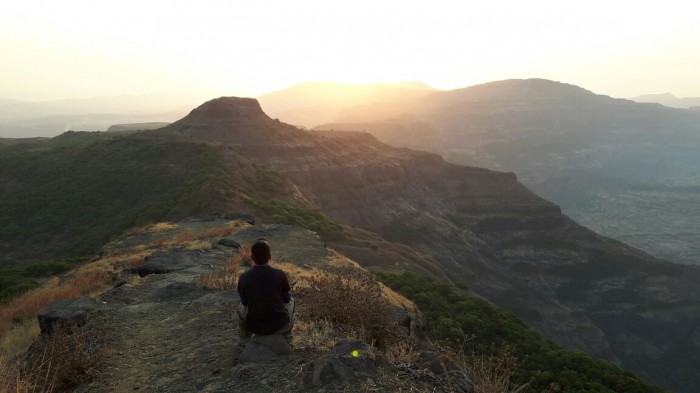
[
  {"xmin": 313, "ymin": 79, "xmax": 700, "ymax": 266},
  {"xmin": 0, "ymin": 122, "xmax": 445, "ymax": 297}
]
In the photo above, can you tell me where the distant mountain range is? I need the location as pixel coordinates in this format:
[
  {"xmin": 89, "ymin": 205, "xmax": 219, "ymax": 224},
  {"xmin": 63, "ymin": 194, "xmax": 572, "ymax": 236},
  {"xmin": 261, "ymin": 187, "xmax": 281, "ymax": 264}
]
[
  {"xmin": 0, "ymin": 94, "xmax": 201, "ymax": 138},
  {"xmin": 631, "ymin": 93, "xmax": 700, "ymax": 109},
  {"xmin": 266, "ymin": 78, "xmax": 700, "ymax": 266}
]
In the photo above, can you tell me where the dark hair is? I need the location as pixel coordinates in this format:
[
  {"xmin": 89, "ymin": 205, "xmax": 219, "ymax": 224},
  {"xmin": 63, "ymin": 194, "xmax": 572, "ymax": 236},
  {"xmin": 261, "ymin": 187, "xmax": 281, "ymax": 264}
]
[{"xmin": 251, "ymin": 239, "xmax": 271, "ymax": 264}]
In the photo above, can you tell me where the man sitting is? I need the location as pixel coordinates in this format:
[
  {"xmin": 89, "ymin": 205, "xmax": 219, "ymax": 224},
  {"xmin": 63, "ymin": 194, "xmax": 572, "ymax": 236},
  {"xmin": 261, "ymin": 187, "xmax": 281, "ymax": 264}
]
[{"xmin": 237, "ymin": 239, "xmax": 295, "ymax": 344}]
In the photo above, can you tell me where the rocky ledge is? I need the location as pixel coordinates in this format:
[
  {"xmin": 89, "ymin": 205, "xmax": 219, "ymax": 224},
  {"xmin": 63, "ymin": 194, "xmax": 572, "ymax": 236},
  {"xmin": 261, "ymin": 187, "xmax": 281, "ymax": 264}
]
[{"xmin": 41, "ymin": 219, "xmax": 432, "ymax": 392}]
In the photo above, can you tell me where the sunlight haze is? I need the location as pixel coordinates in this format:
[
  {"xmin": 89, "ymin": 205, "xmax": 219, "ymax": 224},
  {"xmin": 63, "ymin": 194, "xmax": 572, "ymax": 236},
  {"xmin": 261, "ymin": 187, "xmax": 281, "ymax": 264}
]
[{"xmin": 1, "ymin": 0, "xmax": 698, "ymax": 100}]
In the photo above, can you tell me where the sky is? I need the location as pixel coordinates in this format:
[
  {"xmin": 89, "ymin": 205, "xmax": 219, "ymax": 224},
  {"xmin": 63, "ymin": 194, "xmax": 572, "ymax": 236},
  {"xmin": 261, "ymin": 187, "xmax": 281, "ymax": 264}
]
[{"xmin": 1, "ymin": 0, "xmax": 699, "ymax": 101}]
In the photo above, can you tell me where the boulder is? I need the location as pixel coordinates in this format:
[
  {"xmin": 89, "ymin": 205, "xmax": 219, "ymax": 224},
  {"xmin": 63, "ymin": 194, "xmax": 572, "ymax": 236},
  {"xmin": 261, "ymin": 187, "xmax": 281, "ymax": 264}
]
[
  {"xmin": 386, "ymin": 303, "xmax": 427, "ymax": 339},
  {"xmin": 217, "ymin": 238, "xmax": 241, "ymax": 249},
  {"xmin": 38, "ymin": 296, "xmax": 101, "ymax": 335},
  {"xmin": 238, "ymin": 334, "xmax": 292, "ymax": 362},
  {"xmin": 416, "ymin": 351, "xmax": 446, "ymax": 375},
  {"xmin": 133, "ymin": 249, "xmax": 200, "ymax": 277},
  {"xmin": 304, "ymin": 339, "xmax": 389, "ymax": 387}
]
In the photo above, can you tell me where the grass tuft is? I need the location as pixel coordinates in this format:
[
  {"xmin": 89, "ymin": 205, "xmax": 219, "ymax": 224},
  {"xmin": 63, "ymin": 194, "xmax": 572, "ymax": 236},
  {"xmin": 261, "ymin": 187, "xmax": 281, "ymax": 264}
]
[{"xmin": 0, "ymin": 322, "xmax": 109, "ymax": 392}]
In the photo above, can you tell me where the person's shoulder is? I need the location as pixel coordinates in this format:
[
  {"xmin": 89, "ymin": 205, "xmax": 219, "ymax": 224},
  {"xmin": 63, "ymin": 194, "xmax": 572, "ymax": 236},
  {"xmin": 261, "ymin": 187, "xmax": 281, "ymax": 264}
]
[
  {"xmin": 238, "ymin": 267, "xmax": 253, "ymax": 281},
  {"xmin": 271, "ymin": 266, "xmax": 288, "ymax": 276}
]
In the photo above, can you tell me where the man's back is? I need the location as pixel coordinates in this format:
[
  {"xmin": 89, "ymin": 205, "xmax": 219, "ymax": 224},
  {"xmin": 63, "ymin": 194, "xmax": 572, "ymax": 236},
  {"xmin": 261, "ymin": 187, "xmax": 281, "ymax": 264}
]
[{"xmin": 237, "ymin": 264, "xmax": 291, "ymax": 335}]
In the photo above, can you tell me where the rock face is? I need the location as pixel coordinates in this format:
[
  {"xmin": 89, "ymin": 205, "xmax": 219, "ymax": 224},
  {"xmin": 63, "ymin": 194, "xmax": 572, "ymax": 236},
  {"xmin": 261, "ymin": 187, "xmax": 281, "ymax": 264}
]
[
  {"xmin": 159, "ymin": 96, "xmax": 308, "ymax": 145},
  {"xmin": 38, "ymin": 296, "xmax": 102, "ymax": 335},
  {"xmin": 155, "ymin": 96, "xmax": 700, "ymax": 391},
  {"xmin": 133, "ymin": 249, "xmax": 207, "ymax": 277}
]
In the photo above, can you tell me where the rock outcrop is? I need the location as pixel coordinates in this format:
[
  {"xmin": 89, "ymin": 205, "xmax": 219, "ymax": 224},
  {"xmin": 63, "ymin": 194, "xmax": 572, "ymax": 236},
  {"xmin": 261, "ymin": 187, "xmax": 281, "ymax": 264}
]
[
  {"xmin": 37, "ymin": 296, "xmax": 102, "ymax": 335},
  {"xmin": 239, "ymin": 334, "xmax": 293, "ymax": 363},
  {"xmin": 303, "ymin": 339, "xmax": 390, "ymax": 387},
  {"xmin": 65, "ymin": 219, "xmax": 424, "ymax": 392}
]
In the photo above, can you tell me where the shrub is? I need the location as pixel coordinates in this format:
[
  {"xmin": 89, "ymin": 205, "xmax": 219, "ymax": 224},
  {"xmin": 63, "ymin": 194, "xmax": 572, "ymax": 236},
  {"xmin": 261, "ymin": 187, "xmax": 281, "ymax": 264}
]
[
  {"xmin": 443, "ymin": 349, "xmax": 530, "ymax": 393},
  {"xmin": 26, "ymin": 322, "xmax": 107, "ymax": 392},
  {"xmin": 196, "ymin": 248, "xmax": 249, "ymax": 291},
  {"xmin": 377, "ymin": 272, "xmax": 665, "ymax": 393},
  {"xmin": 296, "ymin": 273, "xmax": 395, "ymax": 348},
  {"xmin": 247, "ymin": 199, "xmax": 346, "ymax": 241}
]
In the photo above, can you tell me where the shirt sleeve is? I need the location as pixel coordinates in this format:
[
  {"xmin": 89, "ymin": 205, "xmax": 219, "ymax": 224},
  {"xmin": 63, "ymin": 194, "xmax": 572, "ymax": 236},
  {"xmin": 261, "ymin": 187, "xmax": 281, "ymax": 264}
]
[
  {"xmin": 280, "ymin": 271, "xmax": 292, "ymax": 303},
  {"xmin": 237, "ymin": 274, "xmax": 248, "ymax": 306}
]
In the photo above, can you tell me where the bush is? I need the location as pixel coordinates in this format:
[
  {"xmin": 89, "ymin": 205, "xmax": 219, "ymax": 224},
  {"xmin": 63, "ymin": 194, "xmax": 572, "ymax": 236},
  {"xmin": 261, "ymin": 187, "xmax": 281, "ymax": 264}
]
[
  {"xmin": 196, "ymin": 247, "xmax": 249, "ymax": 291},
  {"xmin": 296, "ymin": 273, "xmax": 395, "ymax": 348},
  {"xmin": 24, "ymin": 322, "xmax": 107, "ymax": 392},
  {"xmin": 377, "ymin": 272, "xmax": 664, "ymax": 393},
  {"xmin": 247, "ymin": 199, "xmax": 346, "ymax": 241}
]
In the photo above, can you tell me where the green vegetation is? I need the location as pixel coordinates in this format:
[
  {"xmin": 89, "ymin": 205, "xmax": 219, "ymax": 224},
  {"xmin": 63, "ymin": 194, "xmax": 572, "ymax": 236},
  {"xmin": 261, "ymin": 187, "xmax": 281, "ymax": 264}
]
[
  {"xmin": 0, "ymin": 131, "xmax": 229, "ymax": 296},
  {"xmin": 0, "ymin": 257, "xmax": 87, "ymax": 299},
  {"xmin": 247, "ymin": 198, "xmax": 345, "ymax": 241},
  {"xmin": 0, "ymin": 130, "xmax": 347, "ymax": 299},
  {"xmin": 377, "ymin": 272, "xmax": 665, "ymax": 393}
]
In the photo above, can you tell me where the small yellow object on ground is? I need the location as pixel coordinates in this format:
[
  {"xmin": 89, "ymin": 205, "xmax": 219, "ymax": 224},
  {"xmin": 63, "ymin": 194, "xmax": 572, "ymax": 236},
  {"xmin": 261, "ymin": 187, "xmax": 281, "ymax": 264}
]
[{"xmin": 351, "ymin": 350, "xmax": 359, "ymax": 358}]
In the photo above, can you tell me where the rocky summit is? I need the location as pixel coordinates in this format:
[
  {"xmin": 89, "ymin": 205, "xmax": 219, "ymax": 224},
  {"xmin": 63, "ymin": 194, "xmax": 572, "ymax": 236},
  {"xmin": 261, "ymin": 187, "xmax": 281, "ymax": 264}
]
[{"xmin": 39, "ymin": 218, "xmax": 426, "ymax": 392}]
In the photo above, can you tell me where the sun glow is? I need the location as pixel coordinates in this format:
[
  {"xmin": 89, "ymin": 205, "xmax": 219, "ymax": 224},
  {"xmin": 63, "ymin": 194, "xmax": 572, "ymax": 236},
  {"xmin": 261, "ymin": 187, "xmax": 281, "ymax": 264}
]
[{"xmin": 1, "ymin": 0, "xmax": 699, "ymax": 100}]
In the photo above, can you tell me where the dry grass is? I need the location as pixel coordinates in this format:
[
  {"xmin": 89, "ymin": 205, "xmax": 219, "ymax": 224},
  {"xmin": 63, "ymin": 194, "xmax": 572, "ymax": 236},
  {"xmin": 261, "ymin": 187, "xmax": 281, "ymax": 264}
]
[
  {"xmin": 80, "ymin": 250, "xmax": 150, "ymax": 273},
  {"xmin": 147, "ymin": 222, "xmax": 178, "ymax": 232},
  {"xmin": 145, "ymin": 221, "xmax": 247, "ymax": 252},
  {"xmin": 126, "ymin": 221, "xmax": 248, "ymax": 250},
  {"xmin": 124, "ymin": 222, "xmax": 178, "ymax": 237},
  {"xmin": 0, "ymin": 322, "xmax": 109, "ymax": 393},
  {"xmin": 295, "ymin": 272, "xmax": 396, "ymax": 348},
  {"xmin": 198, "ymin": 267, "xmax": 239, "ymax": 291},
  {"xmin": 0, "ymin": 278, "xmax": 79, "ymax": 334},
  {"xmin": 197, "ymin": 247, "xmax": 249, "ymax": 290},
  {"xmin": 147, "ymin": 237, "xmax": 167, "ymax": 249},
  {"xmin": 200, "ymin": 226, "xmax": 237, "ymax": 238},
  {"xmin": 0, "ymin": 268, "xmax": 117, "ymax": 357},
  {"xmin": 438, "ymin": 349, "xmax": 529, "ymax": 393},
  {"xmin": 185, "ymin": 240, "xmax": 213, "ymax": 251},
  {"xmin": 385, "ymin": 340, "xmax": 422, "ymax": 365},
  {"xmin": 0, "ymin": 320, "xmax": 41, "ymax": 359},
  {"xmin": 125, "ymin": 254, "xmax": 147, "ymax": 269},
  {"xmin": 123, "ymin": 225, "xmax": 148, "ymax": 237},
  {"xmin": 291, "ymin": 319, "xmax": 352, "ymax": 351},
  {"xmin": 0, "ymin": 354, "xmax": 36, "ymax": 393},
  {"xmin": 173, "ymin": 231, "xmax": 197, "ymax": 244}
]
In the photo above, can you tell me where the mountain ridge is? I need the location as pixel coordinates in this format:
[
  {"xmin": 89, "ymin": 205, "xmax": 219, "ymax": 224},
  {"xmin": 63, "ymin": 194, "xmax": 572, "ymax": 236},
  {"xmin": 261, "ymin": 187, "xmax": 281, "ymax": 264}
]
[{"xmin": 311, "ymin": 78, "xmax": 700, "ymax": 266}]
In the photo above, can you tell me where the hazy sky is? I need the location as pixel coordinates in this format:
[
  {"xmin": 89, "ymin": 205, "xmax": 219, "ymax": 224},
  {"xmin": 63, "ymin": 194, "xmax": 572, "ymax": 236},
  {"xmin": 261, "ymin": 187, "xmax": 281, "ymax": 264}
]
[{"xmin": 1, "ymin": 0, "xmax": 698, "ymax": 101}]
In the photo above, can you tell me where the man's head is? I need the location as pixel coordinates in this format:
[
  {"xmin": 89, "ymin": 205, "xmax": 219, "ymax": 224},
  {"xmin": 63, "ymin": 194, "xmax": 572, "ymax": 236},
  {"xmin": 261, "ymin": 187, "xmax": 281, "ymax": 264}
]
[{"xmin": 251, "ymin": 239, "xmax": 271, "ymax": 265}]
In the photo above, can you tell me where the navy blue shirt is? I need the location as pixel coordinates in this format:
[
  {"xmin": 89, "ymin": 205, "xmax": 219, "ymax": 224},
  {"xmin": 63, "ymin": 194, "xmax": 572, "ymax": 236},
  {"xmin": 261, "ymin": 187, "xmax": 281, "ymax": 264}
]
[{"xmin": 237, "ymin": 264, "xmax": 292, "ymax": 334}]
